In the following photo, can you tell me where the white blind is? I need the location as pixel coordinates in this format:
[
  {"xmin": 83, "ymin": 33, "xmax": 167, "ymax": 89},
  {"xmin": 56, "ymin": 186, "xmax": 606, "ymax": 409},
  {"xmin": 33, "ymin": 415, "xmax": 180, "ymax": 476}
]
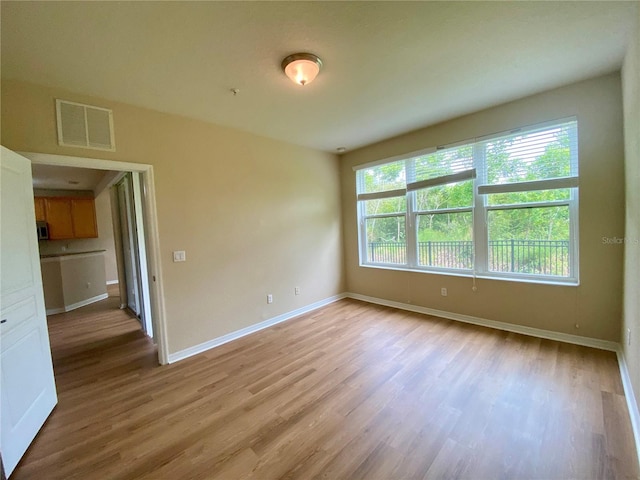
[
  {"xmin": 406, "ymin": 144, "xmax": 476, "ymax": 191},
  {"xmin": 413, "ymin": 144, "xmax": 475, "ymax": 183},
  {"xmin": 356, "ymin": 118, "xmax": 578, "ymax": 200},
  {"xmin": 479, "ymin": 119, "xmax": 578, "ymax": 192},
  {"xmin": 356, "ymin": 159, "xmax": 406, "ymax": 200},
  {"xmin": 407, "ymin": 169, "xmax": 476, "ymax": 192}
]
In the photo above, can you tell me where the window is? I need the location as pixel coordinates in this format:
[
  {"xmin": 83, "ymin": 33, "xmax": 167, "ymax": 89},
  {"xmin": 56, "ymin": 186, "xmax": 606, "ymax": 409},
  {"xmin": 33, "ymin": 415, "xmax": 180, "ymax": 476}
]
[{"xmin": 356, "ymin": 118, "xmax": 579, "ymax": 283}]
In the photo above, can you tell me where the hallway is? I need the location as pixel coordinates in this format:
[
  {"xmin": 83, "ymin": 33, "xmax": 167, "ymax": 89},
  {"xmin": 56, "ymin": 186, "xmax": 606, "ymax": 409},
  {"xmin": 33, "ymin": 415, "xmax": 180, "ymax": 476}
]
[
  {"xmin": 47, "ymin": 285, "xmax": 156, "ymax": 377},
  {"xmin": 11, "ymin": 286, "xmax": 158, "ymax": 479}
]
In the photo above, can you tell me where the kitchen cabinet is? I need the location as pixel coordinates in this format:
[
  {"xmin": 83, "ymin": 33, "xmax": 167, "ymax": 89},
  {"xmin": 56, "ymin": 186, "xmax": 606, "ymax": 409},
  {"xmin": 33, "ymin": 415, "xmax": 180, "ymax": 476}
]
[
  {"xmin": 71, "ymin": 198, "xmax": 98, "ymax": 238},
  {"xmin": 38, "ymin": 196, "xmax": 98, "ymax": 240},
  {"xmin": 34, "ymin": 197, "xmax": 46, "ymax": 222}
]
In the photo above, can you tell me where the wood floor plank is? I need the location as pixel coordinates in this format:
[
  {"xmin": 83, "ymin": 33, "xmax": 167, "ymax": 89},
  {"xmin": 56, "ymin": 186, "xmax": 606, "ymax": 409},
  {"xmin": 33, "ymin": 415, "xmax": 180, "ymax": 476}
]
[{"xmin": 10, "ymin": 293, "xmax": 639, "ymax": 479}]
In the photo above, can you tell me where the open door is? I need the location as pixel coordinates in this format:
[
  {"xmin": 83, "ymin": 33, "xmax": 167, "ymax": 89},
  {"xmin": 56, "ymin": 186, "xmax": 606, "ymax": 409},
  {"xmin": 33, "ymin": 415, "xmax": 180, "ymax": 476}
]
[
  {"xmin": 117, "ymin": 175, "xmax": 142, "ymax": 318},
  {"xmin": 0, "ymin": 147, "xmax": 57, "ymax": 477},
  {"xmin": 115, "ymin": 173, "xmax": 153, "ymax": 339}
]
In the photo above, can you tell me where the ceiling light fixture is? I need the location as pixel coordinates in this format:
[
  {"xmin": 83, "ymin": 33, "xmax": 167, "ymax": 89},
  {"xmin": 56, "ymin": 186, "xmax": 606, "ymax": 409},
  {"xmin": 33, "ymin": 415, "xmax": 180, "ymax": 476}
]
[{"xmin": 281, "ymin": 53, "xmax": 323, "ymax": 86}]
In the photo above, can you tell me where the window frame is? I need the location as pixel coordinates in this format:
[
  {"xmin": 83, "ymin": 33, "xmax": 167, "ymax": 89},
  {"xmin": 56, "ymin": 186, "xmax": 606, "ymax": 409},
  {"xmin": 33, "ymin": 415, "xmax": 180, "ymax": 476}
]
[{"xmin": 355, "ymin": 117, "xmax": 580, "ymax": 285}]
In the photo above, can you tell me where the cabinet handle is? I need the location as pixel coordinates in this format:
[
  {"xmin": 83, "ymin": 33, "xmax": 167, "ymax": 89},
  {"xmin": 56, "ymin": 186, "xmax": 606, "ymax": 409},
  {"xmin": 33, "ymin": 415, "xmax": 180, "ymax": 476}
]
[{"xmin": 1, "ymin": 319, "xmax": 7, "ymax": 324}]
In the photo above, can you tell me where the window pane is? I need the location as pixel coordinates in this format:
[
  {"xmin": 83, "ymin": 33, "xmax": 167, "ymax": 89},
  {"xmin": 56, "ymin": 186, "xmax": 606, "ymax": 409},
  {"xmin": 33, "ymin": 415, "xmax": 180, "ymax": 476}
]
[
  {"xmin": 366, "ymin": 216, "xmax": 406, "ymax": 264},
  {"xmin": 484, "ymin": 122, "xmax": 576, "ymax": 185},
  {"xmin": 416, "ymin": 212, "xmax": 473, "ymax": 269},
  {"xmin": 364, "ymin": 196, "xmax": 406, "ymax": 215},
  {"xmin": 487, "ymin": 188, "xmax": 570, "ymax": 206},
  {"xmin": 358, "ymin": 160, "xmax": 406, "ymax": 194},
  {"xmin": 414, "ymin": 145, "xmax": 474, "ymax": 182},
  {"xmin": 488, "ymin": 206, "xmax": 570, "ymax": 276},
  {"xmin": 415, "ymin": 180, "xmax": 473, "ymax": 211}
]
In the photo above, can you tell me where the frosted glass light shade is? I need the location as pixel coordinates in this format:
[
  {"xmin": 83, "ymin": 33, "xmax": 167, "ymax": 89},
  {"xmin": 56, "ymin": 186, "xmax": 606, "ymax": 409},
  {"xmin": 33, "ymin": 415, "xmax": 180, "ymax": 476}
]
[{"xmin": 282, "ymin": 53, "xmax": 323, "ymax": 86}]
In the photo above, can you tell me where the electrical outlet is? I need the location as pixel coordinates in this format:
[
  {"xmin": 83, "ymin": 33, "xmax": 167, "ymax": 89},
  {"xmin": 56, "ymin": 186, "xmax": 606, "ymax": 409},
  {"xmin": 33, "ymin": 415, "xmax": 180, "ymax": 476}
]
[
  {"xmin": 441, "ymin": 287, "xmax": 448, "ymax": 297},
  {"xmin": 627, "ymin": 328, "xmax": 632, "ymax": 346},
  {"xmin": 295, "ymin": 287, "xmax": 300, "ymax": 295},
  {"xmin": 86, "ymin": 282, "xmax": 91, "ymax": 289},
  {"xmin": 267, "ymin": 294, "xmax": 273, "ymax": 304},
  {"xmin": 173, "ymin": 250, "xmax": 186, "ymax": 262}
]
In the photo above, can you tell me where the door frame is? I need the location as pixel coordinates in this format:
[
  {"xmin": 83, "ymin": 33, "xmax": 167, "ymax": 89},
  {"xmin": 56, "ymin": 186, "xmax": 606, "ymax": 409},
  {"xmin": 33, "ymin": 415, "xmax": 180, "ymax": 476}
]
[{"xmin": 19, "ymin": 151, "xmax": 169, "ymax": 365}]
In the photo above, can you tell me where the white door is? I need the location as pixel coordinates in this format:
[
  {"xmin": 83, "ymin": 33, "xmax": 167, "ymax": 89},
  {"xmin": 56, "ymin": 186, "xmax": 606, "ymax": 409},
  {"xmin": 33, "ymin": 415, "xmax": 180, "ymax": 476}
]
[
  {"xmin": 130, "ymin": 172, "xmax": 153, "ymax": 340},
  {"xmin": 0, "ymin": 147, "xmax": 57, "ymax": 477},
  {"xmin": 117, "ymin": 176, "xmax": 142, "ymax": 317},
  {"xmin": 115, "ymin": 174, "xmax": 154, "ymax": 339}
]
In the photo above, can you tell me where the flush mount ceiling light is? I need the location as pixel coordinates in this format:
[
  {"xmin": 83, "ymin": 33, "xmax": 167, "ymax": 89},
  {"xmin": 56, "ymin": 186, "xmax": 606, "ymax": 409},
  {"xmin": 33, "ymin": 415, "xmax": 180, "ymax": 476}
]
[{"xmin": 281, "ymin": 53, "xmax": 323, "ymax": 86}]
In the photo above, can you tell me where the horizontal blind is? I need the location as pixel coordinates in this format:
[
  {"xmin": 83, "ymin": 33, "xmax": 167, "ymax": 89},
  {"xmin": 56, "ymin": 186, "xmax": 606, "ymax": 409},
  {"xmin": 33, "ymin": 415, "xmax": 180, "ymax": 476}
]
[
  {"xmin": 407, "ymin": 169, "xmax": 476, "ymax": 192},
  {"xmin": 480, "ymin": 119, "xmax": 578, "ymax": 190},
  {"xmin": 478, "ymin": 176, "xmax": 578, "ymax": 195},
  {"xmin": 356, "ymin": 159, "xmax": 406, "ymax": 200},
  {"xmin": 409, "ymin": 144, "xmax": 475, "ymax": 190},
  {"xmin": 357, "ymin": 118, "xmax": 577, "ymax": 199}
]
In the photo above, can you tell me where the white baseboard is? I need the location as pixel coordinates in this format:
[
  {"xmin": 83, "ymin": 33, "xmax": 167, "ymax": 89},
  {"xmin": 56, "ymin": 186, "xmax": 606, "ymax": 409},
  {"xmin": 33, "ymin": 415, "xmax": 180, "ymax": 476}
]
[
  {"xmin": 617, "ymin": 348, "xmax": 640, "ymax": 468},
  {"xmin": 106, "ymin": 280, "xmax": 119, "ymax": 285},
  {"xmin": 167, "ymin": 293, "xmax": 347, "ymax": 364},
  {"xmin": 345, "ymin": 292, "xmax": 619, "ymax": 352},
  {"xmin": 46, "ymin": 293, "xmax": 109, "ymax": 315},
  {"xmin": 164, "ymin": 289, "xmax": 638, "ymax": 464},
  {"xmin": 46, "ymin": 307, "xmax": 66, "ymax": 315},
  {"xmin": 168, "ymin": 290, "xmax": 618, "ymax": 360}
]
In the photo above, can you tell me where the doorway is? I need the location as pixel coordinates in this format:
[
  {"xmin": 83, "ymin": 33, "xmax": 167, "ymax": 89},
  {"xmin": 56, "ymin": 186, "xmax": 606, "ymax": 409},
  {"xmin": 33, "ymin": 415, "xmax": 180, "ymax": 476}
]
[{"xmin": 19, "ymin": 151, "xmax": 169, "ymax": 365}]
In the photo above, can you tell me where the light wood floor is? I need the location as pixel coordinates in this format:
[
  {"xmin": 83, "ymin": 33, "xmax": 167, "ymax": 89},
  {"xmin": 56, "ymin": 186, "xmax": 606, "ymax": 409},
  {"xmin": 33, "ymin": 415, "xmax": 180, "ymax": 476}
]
[{"xmin": 12, "ymin": 293, "xmax": 639, "ymax": 479}]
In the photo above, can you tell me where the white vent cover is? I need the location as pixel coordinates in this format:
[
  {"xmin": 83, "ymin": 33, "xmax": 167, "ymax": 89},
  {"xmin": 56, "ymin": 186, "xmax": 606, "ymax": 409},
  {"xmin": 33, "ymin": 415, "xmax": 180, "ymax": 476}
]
[{"xmin": 56, "ymin": 99, "xmax": 115, "ymax": 151}]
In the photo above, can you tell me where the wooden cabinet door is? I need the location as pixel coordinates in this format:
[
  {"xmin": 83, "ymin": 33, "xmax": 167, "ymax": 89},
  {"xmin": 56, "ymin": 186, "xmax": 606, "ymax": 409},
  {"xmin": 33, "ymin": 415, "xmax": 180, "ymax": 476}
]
[
  {"xmin": 44, "ymin": 198, "xmax": 74, "ymax": 239},
  {"xmin": 34, "ymin": 197, "xmax": 46, "ymax": 222},
  {"xmin": 71, "ymin": 198, "xmax": 98, "ymax": 238}
]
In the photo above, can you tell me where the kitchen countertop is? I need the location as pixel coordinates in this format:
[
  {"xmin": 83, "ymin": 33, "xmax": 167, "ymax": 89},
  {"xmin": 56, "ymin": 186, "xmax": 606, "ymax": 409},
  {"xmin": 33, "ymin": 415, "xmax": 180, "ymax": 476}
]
[{"xmin": 40, "ymin": 249, "xmax": 106, "ymax": 259}]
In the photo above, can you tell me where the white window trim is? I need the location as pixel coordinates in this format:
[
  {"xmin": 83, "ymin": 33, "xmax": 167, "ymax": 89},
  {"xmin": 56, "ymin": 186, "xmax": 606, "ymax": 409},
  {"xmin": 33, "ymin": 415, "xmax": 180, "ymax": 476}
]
[{"xmin": 355, "ymin": 117, "xmax": 579, "ymax": 285}]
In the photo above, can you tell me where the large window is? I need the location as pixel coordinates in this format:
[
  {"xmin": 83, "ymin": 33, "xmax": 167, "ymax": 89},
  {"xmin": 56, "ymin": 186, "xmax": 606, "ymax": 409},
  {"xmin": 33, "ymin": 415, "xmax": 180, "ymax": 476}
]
[{"xmin": 356, "ymin": 118, "xmax": 579, "ymax": 283}]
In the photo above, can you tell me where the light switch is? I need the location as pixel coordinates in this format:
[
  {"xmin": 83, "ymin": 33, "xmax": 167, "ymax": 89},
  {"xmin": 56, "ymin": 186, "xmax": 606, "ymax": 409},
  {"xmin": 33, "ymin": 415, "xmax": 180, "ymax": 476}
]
[{"xmin": 173, "ymin": 250, "xmax": 186, "ymax": 262}]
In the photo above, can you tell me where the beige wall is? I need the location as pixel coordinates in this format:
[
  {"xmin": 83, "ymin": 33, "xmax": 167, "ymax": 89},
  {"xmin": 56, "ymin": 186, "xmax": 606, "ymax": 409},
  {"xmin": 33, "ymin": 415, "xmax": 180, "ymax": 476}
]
[
  {"xmin": 37, "ymin": 188, "xmax": 119, "ymax": 283},
  {"xmin": 60, "ymin": 254, "xmax": 107, "ymax": 306},
  {"xmin": 40, "ymin": 253, "xmax": 107, "ymax": 310},
  {"xmin": 340, "ymin": 73, "xmax": 625, "ymax": 342},
  {"xmin": 95, "ymin": 188, "xmax": 118, "ymax": 283},
  {"xmin": 2, "ymin": 79, "xmax": 344, "ymax": 354},
  {"xmin": 622, "ymin": 17, "xmax": 640, "ymax": 412},
  {"xmin": 40, "ymin": 260, "xmax": 64, "ymax": 310}
]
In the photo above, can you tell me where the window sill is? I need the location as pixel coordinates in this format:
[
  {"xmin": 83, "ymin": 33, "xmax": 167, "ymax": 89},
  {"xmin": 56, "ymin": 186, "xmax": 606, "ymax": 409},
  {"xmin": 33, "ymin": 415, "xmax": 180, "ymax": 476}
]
[{"xmin": 358, "ymin": 263, "xmax": 579, "ymax": 287}]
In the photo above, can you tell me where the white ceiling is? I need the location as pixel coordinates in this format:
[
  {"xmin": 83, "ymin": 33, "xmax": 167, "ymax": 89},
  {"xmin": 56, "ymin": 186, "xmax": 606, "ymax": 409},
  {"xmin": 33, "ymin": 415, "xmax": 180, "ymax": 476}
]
[
  {"xmin": 1, "ymin": 1, "xmax": 638, "ymax": 153},
  {"xmin": 31, "ymin": 164, "xmax": 117, "ymax": 193}
]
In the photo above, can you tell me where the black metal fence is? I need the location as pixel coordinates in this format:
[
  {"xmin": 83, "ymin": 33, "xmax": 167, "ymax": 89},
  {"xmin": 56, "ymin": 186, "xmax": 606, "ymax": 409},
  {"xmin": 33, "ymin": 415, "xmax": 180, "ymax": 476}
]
[
  {"xmin": 418, "ymin": 241, "xmax": 473, "ymax": 270},
  {"xmin": 368, "ymin": 242, "xmax": 407, "ymax": 264},
  {"xmin": 367, "ymin": 239, "xmax": 570, "ymax": 276}
]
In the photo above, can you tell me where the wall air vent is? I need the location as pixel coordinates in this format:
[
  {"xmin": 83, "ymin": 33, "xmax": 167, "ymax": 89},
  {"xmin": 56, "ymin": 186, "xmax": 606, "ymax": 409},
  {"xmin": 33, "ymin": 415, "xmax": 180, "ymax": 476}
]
[{"xmin": 56, "ymin": 99, "xmax": 115, "ymax": 151}]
